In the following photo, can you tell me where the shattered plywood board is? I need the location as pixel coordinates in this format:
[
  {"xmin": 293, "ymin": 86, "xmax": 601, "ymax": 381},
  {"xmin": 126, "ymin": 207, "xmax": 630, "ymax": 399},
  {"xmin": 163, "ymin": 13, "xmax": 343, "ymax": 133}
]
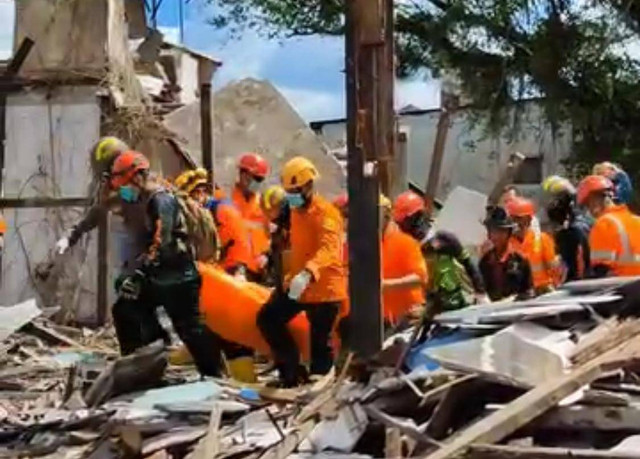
[{"xmin": 163, "ymin": 78, "xmax": 345, "ymax": 197}]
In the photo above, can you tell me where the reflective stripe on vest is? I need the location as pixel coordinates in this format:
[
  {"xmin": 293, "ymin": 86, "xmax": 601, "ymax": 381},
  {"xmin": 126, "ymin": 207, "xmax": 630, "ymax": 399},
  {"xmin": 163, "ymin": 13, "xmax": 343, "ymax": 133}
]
[{"xmin": 591, "ymin": 213, "xmax": 640, "ymax": 265}]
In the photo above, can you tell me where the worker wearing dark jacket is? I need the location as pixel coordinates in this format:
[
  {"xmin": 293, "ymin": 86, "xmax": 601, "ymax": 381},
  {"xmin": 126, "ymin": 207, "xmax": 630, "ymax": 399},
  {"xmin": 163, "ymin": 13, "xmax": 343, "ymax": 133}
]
[
  {"xmin": 393, "ymin": 191, "xmax": 487, "ymax": 312},
  {"xmin": 479, "ymin": 206, "xmax": 534, "ymax": 301},
  {"xmin": 109, "ymin": 151, "xmax": 223, "ymax": 377},
  {"xmin": 543, "ymin": 176, "xmax": 591, "ymax": 281}
]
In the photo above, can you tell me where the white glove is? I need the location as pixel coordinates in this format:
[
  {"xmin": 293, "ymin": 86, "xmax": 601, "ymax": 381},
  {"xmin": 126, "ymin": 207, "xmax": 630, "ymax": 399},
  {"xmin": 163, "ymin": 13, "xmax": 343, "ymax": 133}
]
[
  {"xmin": 288, "ymin": 270, "xmax": 312, "ymax": 300},
  {"xmin": 55, "ymin": 237, "xmax": 70, "ymax": 255}
]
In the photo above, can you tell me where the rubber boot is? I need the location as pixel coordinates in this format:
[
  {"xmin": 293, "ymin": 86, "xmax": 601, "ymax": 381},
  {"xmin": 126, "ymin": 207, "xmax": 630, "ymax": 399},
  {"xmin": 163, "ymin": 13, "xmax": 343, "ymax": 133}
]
[
  {"xmin": 227, "ymin": 356, "xmax": 257, "ymax": 383},
  {"xmin": 168, "ymin": 345, "xmax": 193, "ymax": 366}
]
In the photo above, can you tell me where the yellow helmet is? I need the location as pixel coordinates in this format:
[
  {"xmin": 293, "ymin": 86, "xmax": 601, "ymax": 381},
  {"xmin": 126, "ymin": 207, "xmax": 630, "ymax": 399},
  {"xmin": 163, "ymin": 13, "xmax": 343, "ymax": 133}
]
[
  {"xmin": 542, "ymin": 175, "xmax": 575, "ymax": 196},
  {"xmin": 261, "ymin": 185, "xmax": 286, "ymax": 212},
  {"xmin": 175, "ymin": 169, "xmax": 209, "ymax": 194},
  {"xmin": 281, "ymin": 157, "xmax": 319, "ymax": 191},
  {"xmin": 90, "ymin": 136, "xmax": 130, "ymax": 177},
  {"xmin": 379, "ymin": 194, "xmax": 392, "ymax": 209}
]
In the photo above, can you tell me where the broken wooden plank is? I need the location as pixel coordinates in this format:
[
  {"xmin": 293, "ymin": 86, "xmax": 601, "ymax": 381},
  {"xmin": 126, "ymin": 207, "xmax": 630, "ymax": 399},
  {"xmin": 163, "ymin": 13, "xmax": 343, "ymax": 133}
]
[
  {"xmin": 422, "ymin": 335, "xmax": 640, "ymax": 459},
  {"xmin": 258, "ymin": 420, "xmax": 315, "ymax": 459},
  {"xmin": 195, "ymin": 403, "xmax": 221, "ymax": 459},
  {"xmin": 385, "ymin": 427, "xmax": 403, "ymax": 458},
  {"xmin": 572, "ymin": 318, "xmax": 640, "ymax": 366},
  {"xmin": 466, "ymin": 444, "xmax": 640, "ymax": 458}
]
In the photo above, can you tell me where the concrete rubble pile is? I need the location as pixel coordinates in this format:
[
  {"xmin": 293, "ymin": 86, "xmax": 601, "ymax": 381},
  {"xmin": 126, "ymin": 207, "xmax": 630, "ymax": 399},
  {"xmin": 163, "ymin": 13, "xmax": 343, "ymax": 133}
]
[
  {"xmin": 164, "ymin": 78, "xmax": 345, "ymax": 198},
  {"xmin": 2, "ymin": 278, "xmax": 640, "ymax": 458}
]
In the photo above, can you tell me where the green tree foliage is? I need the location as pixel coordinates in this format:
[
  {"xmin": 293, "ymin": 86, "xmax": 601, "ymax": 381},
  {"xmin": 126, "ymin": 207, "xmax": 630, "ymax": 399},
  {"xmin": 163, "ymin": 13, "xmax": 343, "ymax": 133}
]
[{"xmin": 207, "ymin": 0, "xmax": 640, "ymax": 171}]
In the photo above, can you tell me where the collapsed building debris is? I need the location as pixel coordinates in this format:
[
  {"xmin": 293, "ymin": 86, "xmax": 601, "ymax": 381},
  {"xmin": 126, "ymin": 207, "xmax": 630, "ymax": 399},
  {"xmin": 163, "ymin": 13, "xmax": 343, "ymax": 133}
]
[{"xmin": 0, "ymin": 276, "xmax": 639, "ymax": 458}]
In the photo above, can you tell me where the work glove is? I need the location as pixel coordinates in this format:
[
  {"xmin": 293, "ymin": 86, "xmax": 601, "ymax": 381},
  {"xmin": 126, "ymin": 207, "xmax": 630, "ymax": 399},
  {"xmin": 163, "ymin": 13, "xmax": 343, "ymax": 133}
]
[
  {"xmin": 288, "ymin": 270, "xmax": 312, "ymax": 301},
  {"xmin": 55, "ymin": 237, "xmax": 70, "ymax": 255},
  {"xmin": 118, "ymin": 270, "xmax": 145, "ymax": 300}
]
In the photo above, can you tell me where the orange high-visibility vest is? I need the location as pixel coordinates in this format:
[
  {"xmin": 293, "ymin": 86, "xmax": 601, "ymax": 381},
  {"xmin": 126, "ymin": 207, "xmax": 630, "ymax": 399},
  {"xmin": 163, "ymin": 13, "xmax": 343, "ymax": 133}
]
[
  {"xmin": 513, "ymin": 228, "xmax": 561, "ymax": 290},
  {"xmin": 589, "ymin": 205, "xmax": 640, "ymax": 276}
]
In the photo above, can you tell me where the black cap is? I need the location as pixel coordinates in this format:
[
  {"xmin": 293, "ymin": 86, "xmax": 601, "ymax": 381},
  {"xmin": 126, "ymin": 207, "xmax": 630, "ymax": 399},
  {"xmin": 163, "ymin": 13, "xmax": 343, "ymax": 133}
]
[{"xmin": 483, "ymin": 206, "xmax": 516, "ymax": 229}]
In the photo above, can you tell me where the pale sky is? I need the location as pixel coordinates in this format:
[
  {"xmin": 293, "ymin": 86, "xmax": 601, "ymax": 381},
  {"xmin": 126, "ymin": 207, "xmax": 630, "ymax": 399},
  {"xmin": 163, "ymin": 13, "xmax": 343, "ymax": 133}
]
[{"xmin": 0, "ymin": 0, "xmax": 441, "ymax": 121}]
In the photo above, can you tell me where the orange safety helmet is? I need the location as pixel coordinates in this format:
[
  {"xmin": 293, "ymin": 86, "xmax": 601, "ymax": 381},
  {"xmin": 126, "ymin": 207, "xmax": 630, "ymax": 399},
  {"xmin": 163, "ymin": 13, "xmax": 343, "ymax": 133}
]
[
  {"xmin": 238, "ymin": 152, "xmax": 269, "ymax": 178},
  {"xmin": 393, "ymin": 191, "xmax": 425, "ymax": 223},
  {"xmin": 110, "ymin": 151, "xmax": 150, "ymax": 188},
  {"xmin": 505, "ymin": 197, "xmax": 536, "ymax": 218},
  {"xmin": 576, "ymin": 175, "xmax": 614, "ymax": 206}
]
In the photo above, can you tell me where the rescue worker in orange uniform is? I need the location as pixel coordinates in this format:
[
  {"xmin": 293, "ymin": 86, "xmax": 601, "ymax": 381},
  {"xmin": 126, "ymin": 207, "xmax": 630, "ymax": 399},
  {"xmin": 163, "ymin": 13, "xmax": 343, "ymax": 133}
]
[
  {"xmin": 332, "ymin": 194, "xmax": 428, "ymax": 329},
  {"xmin": 393, "ymin": 191, "xmax": 487, "ymax": 312},
  {"xmin": 506, "ymin": 197, "xmax": 563, "ymax": 294},
  {"xmin": 257, "ymin": 157, "xmax": 346, "ymax": 387},
  {"xmin": 382, "ymin": 195, "xmax": 429, "ymax": 326},
  {"xmin": 577, "ymin": 175, "xmax": 640, "ymax": 277},
  {"xmin": 232, "ymin": 153, "xmax": 271, "ymax": 280}
]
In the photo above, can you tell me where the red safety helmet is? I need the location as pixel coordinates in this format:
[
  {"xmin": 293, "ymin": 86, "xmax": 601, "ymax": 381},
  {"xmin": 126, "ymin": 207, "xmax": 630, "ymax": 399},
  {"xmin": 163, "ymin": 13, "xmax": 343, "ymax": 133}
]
[
  {"xmin": 393, "ymin": 191, "xmax": 425, "ymax": 223},
  {"xmin": 576, "ymin": 175, "xmax": 614, "ymax": 206},
  {"xmin": 506, "ymin": 197, "xmax": 536, "ymax": 218},
  {"xmin": 333, "ymin": 193, "xmax": 348, "ymax": 210},
  {"xmin": 238, "ymin": 152, "xmax": 269, "ymax": 179},
  {"xmin": 110, "ymin": 151, "xmax": 150, "ymax": 188}
]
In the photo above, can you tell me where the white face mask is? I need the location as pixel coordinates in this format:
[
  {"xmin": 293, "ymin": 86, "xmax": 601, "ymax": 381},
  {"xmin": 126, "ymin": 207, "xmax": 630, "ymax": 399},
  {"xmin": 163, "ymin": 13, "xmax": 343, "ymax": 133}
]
[{"xmin": 248, "ymin": 179, "xmax": 263, "ymax": 193}]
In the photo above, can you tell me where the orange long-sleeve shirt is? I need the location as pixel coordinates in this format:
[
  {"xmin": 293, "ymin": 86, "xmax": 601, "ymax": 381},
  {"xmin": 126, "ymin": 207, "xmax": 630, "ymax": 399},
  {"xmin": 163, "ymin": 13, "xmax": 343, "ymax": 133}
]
[
  {"xmin": 590, "ymin": 205, "xmax": 640, "ymax": 276},
  {"xmin": 232, "ymin": 185, "xmax": 271, "ymax": 272},
  {"xmin": 288, "ymin": 194, "xmax": 347, "ymax": 303},
  {"xmin": 214, "ymin": 202, "xmax": 254, "ymax": 272},
  {"xmin": 381, "ymin": 224, "xmax": 428, "ymax": 324}
]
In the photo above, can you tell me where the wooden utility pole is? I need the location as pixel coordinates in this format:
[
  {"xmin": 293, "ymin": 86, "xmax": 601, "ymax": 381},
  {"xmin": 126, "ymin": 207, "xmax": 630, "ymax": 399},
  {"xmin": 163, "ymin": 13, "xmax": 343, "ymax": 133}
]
[
  {"xmin": 345, "ymin": 0, "xmax": 395, "ymax": 357},
  {"xmin": 198, "ymin": 60, "xmax": 216, "ymax": 183},
  {"xmin": 424, "ymin": 86, "xmax": 459, "ymax": 214}
]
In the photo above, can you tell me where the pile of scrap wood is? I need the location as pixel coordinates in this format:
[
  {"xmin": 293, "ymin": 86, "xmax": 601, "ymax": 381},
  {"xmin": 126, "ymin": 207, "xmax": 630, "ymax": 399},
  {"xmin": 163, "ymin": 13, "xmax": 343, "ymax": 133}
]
[{"xmin": 4, "ymin": 277, "xmax": 640, "ymax": 458}]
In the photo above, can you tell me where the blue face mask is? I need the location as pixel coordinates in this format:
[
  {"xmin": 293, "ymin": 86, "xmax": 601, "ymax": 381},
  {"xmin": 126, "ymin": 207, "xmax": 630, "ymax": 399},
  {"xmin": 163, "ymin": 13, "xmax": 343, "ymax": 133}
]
[
  {"xmin": 119, "ymin": 185, "xmax": 140, "ymax": 203},
  {"xmin": 286, "ymin": 192, "xmax": 305, "ymax": 208}
]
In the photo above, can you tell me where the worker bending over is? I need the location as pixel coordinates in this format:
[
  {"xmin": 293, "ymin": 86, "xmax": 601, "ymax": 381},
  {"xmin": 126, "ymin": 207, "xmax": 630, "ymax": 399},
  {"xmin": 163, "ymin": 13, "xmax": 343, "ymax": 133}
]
[
  {"xmin": 507, "ymin": 197, "xmax": 563, "ymax": 294},
  {"xmin": 577, "ymin": 175, "xmax": 640, "ymax": 277},
  {"xmin": 393, "ymin": 191, "xmax": 487, "ymax": 313},
  {"xmin": 479, "ymin": 206, "xmax": 534, "ymax": 301},
  {"xmin": 543, "ymin": 175, "xmax": 591, "ymax": 281},
  {"xmin": 257, "ymin": 157, "xmax": 346, "ymax": 387},
  {"xmin": 109, "ymin": 152, "xmax": 223, "ymax": 376},
  {"xmin": 232, "ymin": 153, "xmax": 271, "ymax": 280}
]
